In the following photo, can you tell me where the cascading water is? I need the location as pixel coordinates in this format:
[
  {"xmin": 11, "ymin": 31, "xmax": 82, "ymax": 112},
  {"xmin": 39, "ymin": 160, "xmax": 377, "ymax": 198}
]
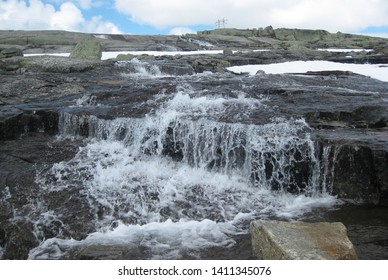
[
  {"xmin": 116, "ymin": 59, "xmax": 164, "ymax": 77},
  {"xmin": 27, "ymin": 67, "xmax": 338, "ymax": 260}
]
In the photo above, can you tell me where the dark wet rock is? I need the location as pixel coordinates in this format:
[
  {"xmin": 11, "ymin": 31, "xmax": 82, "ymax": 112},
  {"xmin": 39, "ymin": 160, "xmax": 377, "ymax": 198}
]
[
  {"xmin": 69, "ymin": 244, "xmax": 151, "ymax": 260},
  {"xmin": 305, "ymin": 204, "xmax": 388, "ymax": 260},
  {"xmin": 156, "ymin": 61, "xmax": 195, "ymax": 76},
  {"xmin": 41, "ymin": 187, "xmax": 95, "ymax": 240},
  {"xmin": 0, "ymin": 107, "xmax": 58, "ymax": 140},
  {"xmin": 316, "ymin": 129, "xmax": 388, "ymax": 206},
  {"xmin": 1, "ymin": 222, "xmax": 38, "ymax": 259},
  {"xmin": 190, "ymin": 57, "xmax": 230, "ymax": 72},
  {"xmin": 332, "ymin": 145, "xmax": 377, "ymax": 201},
  {"xmin": 0, "ymin": 134, "xmax": 83, "ymax": 259},
  {"xmin": 162, "ymin": 126, "xmax": 184, "ymax": 161}
]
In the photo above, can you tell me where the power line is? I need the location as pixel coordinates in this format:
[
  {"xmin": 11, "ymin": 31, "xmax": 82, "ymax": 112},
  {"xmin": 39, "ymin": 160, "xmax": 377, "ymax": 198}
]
[{"xmin": 215, "ymin": 18, "xmax": 228, "ymax": 29}]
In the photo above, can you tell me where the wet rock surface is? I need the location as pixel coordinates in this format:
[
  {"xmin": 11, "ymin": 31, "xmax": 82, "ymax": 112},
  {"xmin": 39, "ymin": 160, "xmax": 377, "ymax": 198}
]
[
  {"xmin": 1, "ymin": 29, "xmax": 388, "ymax": 259},
  {"xmin": 0, "ymin": 134, "xmax": 83, "ymax": 259}
]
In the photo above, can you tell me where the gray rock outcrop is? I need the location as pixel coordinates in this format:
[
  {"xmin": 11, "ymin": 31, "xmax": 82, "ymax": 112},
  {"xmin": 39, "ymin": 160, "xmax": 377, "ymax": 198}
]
[
  {"xmin": 250, "ymin": 220, "xmax": 358, "ymax": 260},
  {"xmin": 70, "ymin": 39, "xmax": 103, "ymax": 60},
  {"xmin": 0, "ymin": 47, "xmax": 23, "ymax": 58}
]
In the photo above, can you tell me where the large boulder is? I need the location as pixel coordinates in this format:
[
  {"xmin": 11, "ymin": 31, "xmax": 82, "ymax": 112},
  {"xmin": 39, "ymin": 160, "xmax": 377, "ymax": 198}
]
[
  {"xmin": 70, "ymin": 39, "xmax": 102, "ymax": 60},
  {"xmin": 24, "ymin": 56, "xmax": 107, "ymax": 73},
  {"xmin": 0, "ymin": 47, "xmax": 23, "ymax": 58},
  {"xmin": 250, "ymin": 220, "xmax": 358, "ymax": 260},
  {"xmin": 191, "ymin": 57, "xmax": 230, "ymax": 73},
  {"xmin": 258, "ymin": 26, "xmax": 276, "ymax": 38},
  {"xmin": 116, "ymin": 53, "xmax": 137, "ymax": 61}
]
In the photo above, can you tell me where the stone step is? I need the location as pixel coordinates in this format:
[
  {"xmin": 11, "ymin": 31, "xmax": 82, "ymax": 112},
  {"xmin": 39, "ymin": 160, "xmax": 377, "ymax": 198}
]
[{"xmin": 250, "ymin": 220, "xmax": 358, "ymax": 260}]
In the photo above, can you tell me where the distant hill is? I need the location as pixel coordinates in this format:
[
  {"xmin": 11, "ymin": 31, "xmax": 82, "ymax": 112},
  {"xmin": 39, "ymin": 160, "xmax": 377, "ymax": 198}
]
[
  {"xmin": 196, "ymin": 26, "xmax": 388, "ymax": 51},
  {"xmin": 1, "ymin": 27, "xmax": 388, "ymax": 55}
]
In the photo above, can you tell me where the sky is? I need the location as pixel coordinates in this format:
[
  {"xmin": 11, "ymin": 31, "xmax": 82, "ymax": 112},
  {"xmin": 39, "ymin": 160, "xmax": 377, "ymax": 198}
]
[{"xmin": 1, "ymin": 0, "xmax": 388, "ymax": 36}]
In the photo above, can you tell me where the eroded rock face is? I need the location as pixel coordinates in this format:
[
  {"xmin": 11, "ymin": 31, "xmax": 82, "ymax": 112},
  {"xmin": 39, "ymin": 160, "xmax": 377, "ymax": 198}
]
[
  {"xmin": 317, "ymin": 136, "xmax": 388, "ymax": 206},
  {"xmin": 250, "ymin": 220, "xmax": 358, "ymax": 260}
]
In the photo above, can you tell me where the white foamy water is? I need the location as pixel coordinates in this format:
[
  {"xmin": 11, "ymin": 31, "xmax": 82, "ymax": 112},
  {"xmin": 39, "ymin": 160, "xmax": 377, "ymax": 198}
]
[
  {"xmin": 31, "ymin": 139, "xmax": 336, "ymax": 259},
  {"xmin": 115, "ymin": 58, "xmax": 166, "ymax": 78},
  {"xmin": 29, "ymin": 86, "xmax": 339, "ymax": 259},
  {"xmin": 228, "ymin": 61, "xmax": 388, "ymax": 82}
]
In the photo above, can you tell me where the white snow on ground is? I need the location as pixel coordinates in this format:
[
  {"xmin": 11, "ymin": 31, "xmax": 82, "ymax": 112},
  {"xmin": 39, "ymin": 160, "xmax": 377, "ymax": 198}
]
[
  {"xmin": 100, "ymin": 50, "xmax": 223, "ymax": 59},
  {"xmin": 93, "ymin": 35, "xmax": 109, "ymax": 40},
  {"xmin": 227, "ymin": 61, "xmax": 388, "ymax": 82},
  {"xmin": 317, "ymin": 48, "xmax": 373, "ymax": 52},
  {"xmin": 23, "ymin": 49, "xmax": 271, "ymax": 60},
  {"xmin": 23, "ymin": 48, "xmax": 373, "ymax": 58},
  {"xmin": 23, "ymin": 52, "xmax": 388, "ymax": 82},
  {"xmin": 24, "ymin": 50, "xmax": 224, "ymax": 59},
  {"xmin": 24, "ymin": 53, "xmax": 71, "ymax": 57}
]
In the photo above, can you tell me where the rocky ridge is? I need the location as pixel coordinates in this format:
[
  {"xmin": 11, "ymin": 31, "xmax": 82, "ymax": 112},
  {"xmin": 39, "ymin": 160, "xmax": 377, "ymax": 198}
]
[{"xmin": 2, "ymin": 26, "xmax": 388, "ymax": 54}]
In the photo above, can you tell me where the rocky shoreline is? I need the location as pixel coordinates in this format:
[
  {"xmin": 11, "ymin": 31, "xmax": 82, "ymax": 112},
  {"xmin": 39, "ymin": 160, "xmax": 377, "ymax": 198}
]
[{"xmin": 1, "ymin": 28, "xmax": 387, "ymax": 259}]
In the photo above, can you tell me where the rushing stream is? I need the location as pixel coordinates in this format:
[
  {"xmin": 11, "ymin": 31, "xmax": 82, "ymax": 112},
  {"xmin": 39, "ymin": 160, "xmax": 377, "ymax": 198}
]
[{"xmin": 15, "ymin": 61, "xmax": 343, "ymax": 259}]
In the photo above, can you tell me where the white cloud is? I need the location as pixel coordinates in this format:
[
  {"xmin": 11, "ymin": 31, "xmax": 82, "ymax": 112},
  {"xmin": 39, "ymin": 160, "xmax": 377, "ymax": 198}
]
[
  {"xmin": 169, "ymin": 27, "xmax": 196, "ymax": 35},
  {"xmin": 0, "ymin": 0, "xmax": 122, "ymax": 33},
  {"xmin": 85, "ymin": 15, "xmax": 122, "ymax": 34},
  {"xmin": 114, "ymin": 0, "xmax": 388, "ymax": 33},
  {"xmin": 44, "ymin": 0, "xmax": 93, "ymax": 10},
  {"xmin": 270, "ymin": 0, "xmax": 388, "ymax": 32},
  {"xmin": 50, "ymin": 2, "xmax": 84, "ymax": 30},
  {"xmin": 75, "ymin": 0, "xmax": 91, "ymax": 9}
]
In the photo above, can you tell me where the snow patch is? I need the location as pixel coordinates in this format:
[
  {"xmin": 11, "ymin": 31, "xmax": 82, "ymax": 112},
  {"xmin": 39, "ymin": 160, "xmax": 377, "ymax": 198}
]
[{"xmin": 227, "ymin": 61, "xmax": 388, "ymax": 82}]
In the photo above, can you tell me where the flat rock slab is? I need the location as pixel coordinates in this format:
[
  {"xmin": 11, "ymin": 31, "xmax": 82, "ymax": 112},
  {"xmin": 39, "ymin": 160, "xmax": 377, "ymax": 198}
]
[{"xmin": 250, "ymin": 220, "xmax": 358, "ymax": 260}]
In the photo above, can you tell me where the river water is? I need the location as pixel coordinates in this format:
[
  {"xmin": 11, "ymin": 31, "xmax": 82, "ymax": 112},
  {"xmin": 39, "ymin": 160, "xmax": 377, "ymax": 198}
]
[{"xmin": 14, "ymin": 60, "xmax": 385, "ymax": 260}]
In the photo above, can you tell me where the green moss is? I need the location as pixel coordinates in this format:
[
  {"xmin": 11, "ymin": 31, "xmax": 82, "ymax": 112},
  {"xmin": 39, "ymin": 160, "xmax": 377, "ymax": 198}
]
[
  {"xmin": 70, "ymin": 39, "xmax": 103, "ymax": 60},
  {"xmin": 116, "ymin": 54, "xmax": 137, "ymax": 61}
]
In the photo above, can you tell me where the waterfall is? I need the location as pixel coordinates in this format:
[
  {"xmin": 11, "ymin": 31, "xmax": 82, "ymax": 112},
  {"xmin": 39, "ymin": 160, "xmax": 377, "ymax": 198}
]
[
  {"xmin": 58, "ymin": 90, "xmax": 320, "ymax": 195},
  {"xmin": 29, "ymin": 87, "xmax": 338, "ymax": 260}
]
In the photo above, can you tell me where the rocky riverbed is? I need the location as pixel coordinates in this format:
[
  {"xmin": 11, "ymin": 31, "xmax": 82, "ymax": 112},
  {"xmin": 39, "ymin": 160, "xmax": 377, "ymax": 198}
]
[{"xmin": 0, "ymin": 28, "xmax": 388, "ymax": 259}]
